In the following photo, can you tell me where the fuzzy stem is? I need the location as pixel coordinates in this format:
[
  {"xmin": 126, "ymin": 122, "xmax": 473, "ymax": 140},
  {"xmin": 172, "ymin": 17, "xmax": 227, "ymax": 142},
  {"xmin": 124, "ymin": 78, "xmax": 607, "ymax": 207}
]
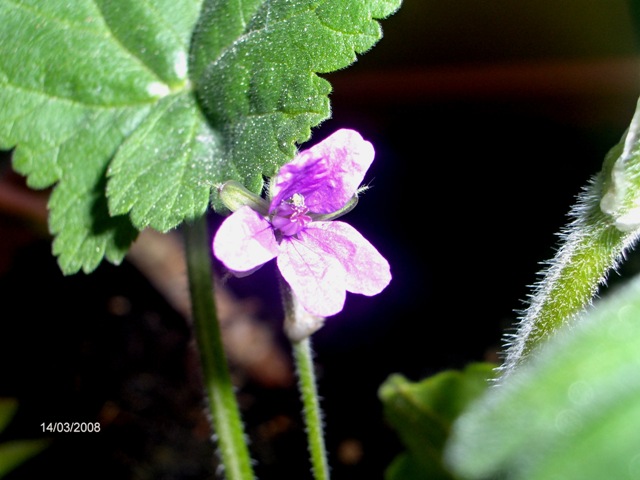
[
  {"xmin": 502, "ymin": 102, "xmax": 640, "ymax": 375},
  {"xmin": 280, "ymin": 280, "xmax": 330, "ymax": 480},
  {"xmin": 501, "ymin": 148, "xmax": 640, "ymax": 377},
  {"xmin": 293, "ymin": 338, "xmax": 330, "ymax": 480},
  {"xmin": 183, "ymin": 216, "xmax": 255, "ymax": 480}
]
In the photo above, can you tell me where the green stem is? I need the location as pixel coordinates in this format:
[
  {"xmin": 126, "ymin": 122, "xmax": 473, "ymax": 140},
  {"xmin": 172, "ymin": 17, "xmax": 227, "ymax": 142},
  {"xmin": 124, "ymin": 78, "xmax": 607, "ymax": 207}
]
[
  {"xmin": 501, "ymin": 103, "xmax": 640, "ymax": 377},
  {"xmin": 501, "ymin": 147, "xmax": 639, "ymax": 377},
  {"xmin": 183, "ymin": 216, "xmax": 255, "ymax": 480},
  {"xmin": 280, "ymin": 278, "xmax": 330, "ymax": 480},
  {"xmin": 293, "ymin": 338, "xmax": 330, "ymax": 480}
]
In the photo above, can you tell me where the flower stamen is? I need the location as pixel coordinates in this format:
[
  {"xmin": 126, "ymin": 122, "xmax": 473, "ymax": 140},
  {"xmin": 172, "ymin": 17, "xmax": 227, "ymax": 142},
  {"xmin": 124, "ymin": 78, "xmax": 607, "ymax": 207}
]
[{"xmin": 272, "ymin": 193, "xmax": 312, "ymax": 236}]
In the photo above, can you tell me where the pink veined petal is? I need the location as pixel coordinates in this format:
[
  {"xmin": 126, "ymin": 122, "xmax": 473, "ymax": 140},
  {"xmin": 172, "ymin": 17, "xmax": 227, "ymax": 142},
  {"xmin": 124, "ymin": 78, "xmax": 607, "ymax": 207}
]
[
  {"xmin": 212, "ymin": 206, "xmax": 278, "ymax": 274},
  {"xmin": 271, "ymin": 129, "xmax": 375, "ymax": 214},
  {"xmin": 269, "ymin": 156, "xmax": 328, "ymax": 214},
  {"xmin": 301, "ymin": 221, "xmax": 391, "ymax": 296},
  {"xmin": 277, "ymin": 236, "xmax": 347, "ymax": 317}
]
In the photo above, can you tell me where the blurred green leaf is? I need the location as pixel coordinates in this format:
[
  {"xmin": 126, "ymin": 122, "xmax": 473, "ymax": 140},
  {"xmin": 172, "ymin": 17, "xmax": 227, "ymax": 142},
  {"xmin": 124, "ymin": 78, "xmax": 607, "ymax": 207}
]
[
  {"xmin": 0, "ymin": 439, "xmax": 50, "ymax": 478},
  {"xmin": 385, "ymin": 452, "xmax": 434, "ymax": 480},
  {"xmin": 0, "ymin": 399, "xmax": 18, "ymax": 434},
  {"xmin": 1, "ymin": 0, "xmax": 400, "ymax": 274},
  {"xmin": 446, "ymin": 274, "xmax": 640, "ymax": 480},
  {"xmin": 380, "ymin": 363, "xmax": 497, "ymax": 480},
  {"xmin": 0, "ymin": 399, "xmax": 49, "ymax": 478}
]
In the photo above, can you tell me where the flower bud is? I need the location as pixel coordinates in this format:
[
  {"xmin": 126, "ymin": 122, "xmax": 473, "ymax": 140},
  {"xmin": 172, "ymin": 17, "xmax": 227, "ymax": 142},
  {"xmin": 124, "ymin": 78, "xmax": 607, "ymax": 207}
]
[{"xmin": 284, "ymin": 286, "xmax": 325, "ymax": 342}]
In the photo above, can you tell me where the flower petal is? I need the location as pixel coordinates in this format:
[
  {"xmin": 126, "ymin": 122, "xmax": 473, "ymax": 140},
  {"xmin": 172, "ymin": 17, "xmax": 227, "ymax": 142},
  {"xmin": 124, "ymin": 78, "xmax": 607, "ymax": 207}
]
[
  {"xmin": 277, "ymin": 236, "xmax": 347, "ymax": 317},
  {"xmin": 302, "ymin": 221, "xmax": 391, "ymax": 296},
  {"xmin": 212, "ymin": 206, "xmax": 277, "ymax": 273},
  {"xmin": 271, "ymin": 129, "xmax": 375, "ymax": 214}
]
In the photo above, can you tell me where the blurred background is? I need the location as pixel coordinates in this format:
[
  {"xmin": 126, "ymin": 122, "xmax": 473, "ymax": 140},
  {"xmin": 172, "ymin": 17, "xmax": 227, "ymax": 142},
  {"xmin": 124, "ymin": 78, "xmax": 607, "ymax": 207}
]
[{"xmin": 1, "ymin": 1, "xmax": 640, "ymax": 478}]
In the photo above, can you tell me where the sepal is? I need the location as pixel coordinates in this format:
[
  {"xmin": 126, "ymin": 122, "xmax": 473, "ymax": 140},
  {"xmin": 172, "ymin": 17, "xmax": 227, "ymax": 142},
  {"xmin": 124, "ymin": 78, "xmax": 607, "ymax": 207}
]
[
  {"xmin": 310, "ymin": 194, "xmax": 358, "ymax": 221},
  {"xmin": 218, "ymin": 180, "xmax": 269, "ymax": 215}
]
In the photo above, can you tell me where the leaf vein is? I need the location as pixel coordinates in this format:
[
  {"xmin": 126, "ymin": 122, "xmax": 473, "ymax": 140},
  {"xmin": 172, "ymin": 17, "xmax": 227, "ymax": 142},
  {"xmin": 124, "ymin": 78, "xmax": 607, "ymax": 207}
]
[
  {"xmin": 138, "ymin": 0, "xmax": 189, "ymax": 51},
  {"xmin": 207, "ymin": 7, "xmax": 313, "ymax": 73},
  {"xmin": 0, "ymin": 79, "xmax": 162, "ymax": 109},
  {"xmin": 90, "ymin": 0, "xmax": 168, "ymax": 85},
  {"xmin": 3, "ymin": 0, "xmax": 104, "ymax": 33}
]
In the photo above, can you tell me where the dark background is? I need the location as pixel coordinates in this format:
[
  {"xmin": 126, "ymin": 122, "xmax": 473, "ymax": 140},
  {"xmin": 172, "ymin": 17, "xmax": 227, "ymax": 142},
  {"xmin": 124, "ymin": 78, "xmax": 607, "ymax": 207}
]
[{"xmin": 2, "ymin": 1, "xmax": 640, "ymax": 479}]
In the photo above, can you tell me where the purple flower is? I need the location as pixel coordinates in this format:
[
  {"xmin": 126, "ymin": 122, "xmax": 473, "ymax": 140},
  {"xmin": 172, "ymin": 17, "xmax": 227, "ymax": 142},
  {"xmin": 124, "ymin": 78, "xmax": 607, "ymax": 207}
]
[{"xmin": 212, "ymin": 129, "xmax": 391, "ymax": 317}]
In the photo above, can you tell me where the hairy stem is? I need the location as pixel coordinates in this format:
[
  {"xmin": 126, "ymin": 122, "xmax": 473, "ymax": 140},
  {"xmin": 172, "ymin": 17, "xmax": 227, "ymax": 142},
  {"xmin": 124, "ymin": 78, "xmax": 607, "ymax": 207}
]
[
  {"xmin": 293, "ymin": 338, "xmax": 330, "ymax": 480},
  {"xmin": 280, "ymin": 280, "xmax": 330, "ymax": 480},
  {"xmin": 184, "ymin": 216, "xmax": 255, "ymax": 480},
  {"xmin": 501, "ymin": 138, "xmax": 640, "ymax": 377}
]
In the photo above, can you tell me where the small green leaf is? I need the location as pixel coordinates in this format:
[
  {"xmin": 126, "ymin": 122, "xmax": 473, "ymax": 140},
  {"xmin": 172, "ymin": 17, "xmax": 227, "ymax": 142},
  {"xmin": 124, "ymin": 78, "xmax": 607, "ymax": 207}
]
[
  {"xmin": 380, "ymin": 363, "xmax": 496, "ymax": 480},
  {"xmin": 1, "ymin": 0, "xmax": 401, "ymax": 273},
  {"xmin": 446, "ymin": 274, "xmax": 640, "ymax": 480}
]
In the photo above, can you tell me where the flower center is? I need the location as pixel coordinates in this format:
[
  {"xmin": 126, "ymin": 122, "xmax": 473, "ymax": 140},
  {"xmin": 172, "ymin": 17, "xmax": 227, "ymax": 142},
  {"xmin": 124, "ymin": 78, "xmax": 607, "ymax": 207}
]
[{"xmin": 272, "ymin": 193, "xmax": 312, "ymax": 236}]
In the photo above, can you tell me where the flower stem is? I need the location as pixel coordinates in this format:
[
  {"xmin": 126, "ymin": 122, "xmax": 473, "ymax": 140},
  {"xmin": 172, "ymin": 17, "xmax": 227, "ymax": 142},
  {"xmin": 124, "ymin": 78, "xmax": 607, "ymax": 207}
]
[
  {"xmin": 183, "ymin": 216, "xmax": 255, "ymax": 480},
  {"xmin": 293, "ymin": 337, "xmax": 330, "ymax": 480},
  {"xmin": 280, "ymin": 277, "xmax": 330, "ymax": 479},
  {"xmin": 500, "ymin": 132, "xmax": 640, "ymax": 377}
]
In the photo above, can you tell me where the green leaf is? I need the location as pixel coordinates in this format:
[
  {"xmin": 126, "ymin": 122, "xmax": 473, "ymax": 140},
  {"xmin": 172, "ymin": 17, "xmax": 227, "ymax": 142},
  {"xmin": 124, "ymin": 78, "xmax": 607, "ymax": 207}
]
[
  {"xmin": 106, "ymin": 92, "xmax": 221, "ymax": 231},
  {"xmin": 1, "ymin": 0, "xmax": 201, "ymax": 273},
  {"xmin": 190, "ymin": 0, "xmax": 402, "ymax": 197},
  {"xmin": 446, "ymin": 274, "xmax": 640, "ymax": 480},
  {"xmin": 379, "ymin": 363, "xmax": 497, "ymax": 480},
  {"xmin": 1, "ymin": 0, "xmax": 400, "ymax": 274}
]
